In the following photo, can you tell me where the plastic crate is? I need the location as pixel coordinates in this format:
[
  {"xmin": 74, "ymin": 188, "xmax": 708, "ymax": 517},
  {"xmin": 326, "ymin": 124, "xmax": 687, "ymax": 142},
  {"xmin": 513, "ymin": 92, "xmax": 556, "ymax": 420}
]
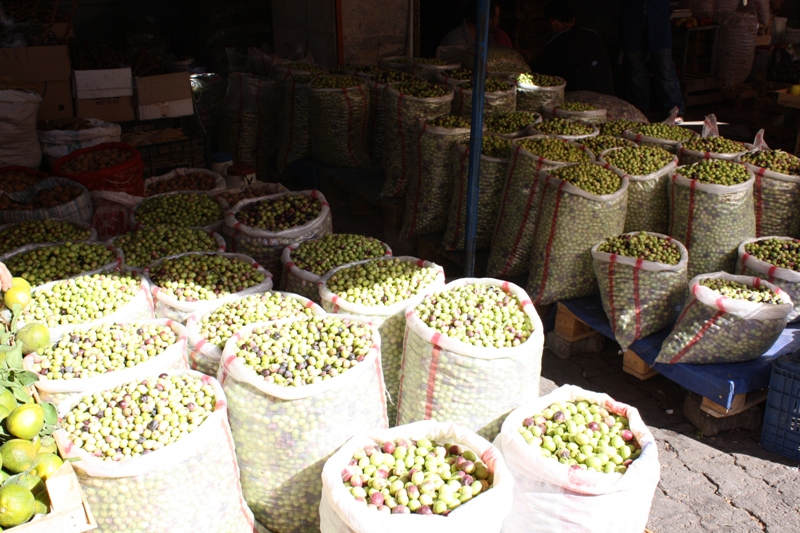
[
  {"xmin": 138, "ymin": 136, "xmax": 209, "ymax": 178},
  {"xmin": 761, "ymin": 352, "xmax": 800, "ymax": 461}
]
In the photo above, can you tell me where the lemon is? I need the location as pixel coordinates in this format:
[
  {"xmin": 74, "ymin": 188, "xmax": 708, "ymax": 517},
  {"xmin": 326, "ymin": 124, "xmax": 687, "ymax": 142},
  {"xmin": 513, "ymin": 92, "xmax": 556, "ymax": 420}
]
[
  {"xmin": 0, "ymin": 407, "xmax": 9, "ymax": 424},
  {"xmin": 0, "ymin": 484, "xmax": 34, "ymax": 527},
  {"xmin": 33, "ymin": 499, "xmax": 47, "ymax": 516},
  {"xmin": 34, "ymin": 490, "xmax": 50, "ymax": 516},
  {"xmin": 0, "ymin": 440, "xmax": 37, "ymax": 474},
  {"xmin": 14, "ymin": 323, "xmax": 50, "ymax": 355},
  {"xmin": 1, "ymin": 287, "xmax": 30, "ymax": 311},
  {"xmin": 9, "ymin": 278, "xmax": 30, "ymax": 292},
  {"xmin": 0, "ymin": 389, "xmax": 16, "ymax": 413},
  {"xmin": 37, "ymin": 441, "xmax": 57, "ymax": 455},
  {"xmin": 11, "ymin": 473, "xmax": 44, "ymax": 496},
  {"xmin": 5, "ymin": 404, "xmax": 44, "ymax": 440},
  {"xmin": 33, "ymin": 454, "xmax": 62, "ymax": 482}
]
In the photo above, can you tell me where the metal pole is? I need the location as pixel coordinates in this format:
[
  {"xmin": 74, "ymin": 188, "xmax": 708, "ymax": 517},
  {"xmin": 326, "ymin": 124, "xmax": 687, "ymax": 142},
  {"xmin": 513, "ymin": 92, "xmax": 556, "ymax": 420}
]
[{"xmin": 464, "ymin": 0, "xmax": 491, "ymax": 277}]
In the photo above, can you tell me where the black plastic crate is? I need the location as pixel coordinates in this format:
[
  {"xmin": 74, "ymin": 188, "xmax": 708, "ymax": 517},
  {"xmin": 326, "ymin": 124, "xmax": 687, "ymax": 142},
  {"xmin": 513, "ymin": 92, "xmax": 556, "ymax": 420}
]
[
  {"xmin": 761, "ymin": 352, "xmax": 800, "ymax": 461},
  {"xmin": 138, "ymin": 136, "xmax": 209, "ymax": 178}
]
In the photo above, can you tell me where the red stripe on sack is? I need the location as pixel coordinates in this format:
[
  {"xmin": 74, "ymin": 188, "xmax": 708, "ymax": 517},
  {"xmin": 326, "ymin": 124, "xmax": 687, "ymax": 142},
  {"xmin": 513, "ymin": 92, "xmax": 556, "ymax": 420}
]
[
  {"xmin": 287, "ymin": 261, "xmax": 295, "ymax": 269},
  {"xmin": 754, "ymin": 170, "xmax": 765, "ymax": 236},
  {"xmin": 635, "ymin": 134, "xmax": 642, "ymax": 142},
  {"xmin": 397, "ymin": 94, "xmax": 407, "ymax": 192},
  {"xmin": 520, "ymin": 299, "xmax": 533, "ymax": 306},
  {"xmin": 342, "ymin": 87, "xmax": 358, "ymax": 166},
  {"xmin": 768, "ymin": 265, "xmax": 778, "ymax": 283},
  {"xmin": 220, "ymin": 354, "xmax": 238, "ymax": 384},
  {"xmin": 501, "ymin": 157, "xmax": 541, "ymax": 275},
  {"xmin": 502, "ymin": 280, "xmax": 511, "ymax": 292},
  {"xmin": 633, "ymin": 259, "xmax": 643, "ymax": 339},
  {"xmin": 424, "ymin": 333, "xmax": 443, "ymax": 419},
  {"xmin": 535, "ymin": 181, "xmax": 566, "ymax": 304},
  {"xmin": 491, "ymin": 146, "xmax": 520, "ymax": 248},
  {"xmin": 704, "ymin": 151, "xmax": 710, "ymax": 160},
  {"xmin": 201, "ymin": 375, "xmax": 211, "ymax": 384},
  {"xmin": 451, "ymin": 147, "xmax": 470, "ymax": 247},
  {"xmin": 685, "ymin": 180, "xmax": 696, "ymax": 248},
  {"xmin": 408, "ymin": 124, "xmax": 428, "ymax": 237},
  {"xmin": 675, "ymin": 298, "xmax": 697, "ymax": 325},
  {"xmin": 196, "ymin": 338, "xmax": 206, "ymax": 351},
  {"xmin": 608, "ymin": 255, "xmax": 617, "ymax": 333},
  {"xmin": 252, "ymin": 262, "xmax": 261, "ymax": 270},
  {"xmin": 395, "ymin": 326, "xmax": 412, "ymax": 420},
  {"xmin": 305, "ymin": 300, "xmax": 315, "ymax": 308},
  {"xmin": 669, "ymin": 310, "xmax": 725, "ymax": 364},
  {"xmin": 417, "ymin": 259, "xmax": 426, "ymax": 267},
  {"xmin": 374, "ymin": 356, "xmax": 389, "ymax": 428},
  {"xmin": 715, "ymin": 297, "xmax": 726, "ymax": 312}
]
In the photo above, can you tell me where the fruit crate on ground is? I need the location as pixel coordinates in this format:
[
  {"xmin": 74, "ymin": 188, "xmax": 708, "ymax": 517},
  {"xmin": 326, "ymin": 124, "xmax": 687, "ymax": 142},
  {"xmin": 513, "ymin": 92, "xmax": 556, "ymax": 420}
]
[
  {"xmin": 14, "ymin": 462, "xmax": 97, "ymax": 533},
  {"xmin": 137, "ymin": 136, "xmax": 209, "ymax": 179},
  {"xmin": 761, "ymin": 352, "xmax": 800, "ymax": 461}
]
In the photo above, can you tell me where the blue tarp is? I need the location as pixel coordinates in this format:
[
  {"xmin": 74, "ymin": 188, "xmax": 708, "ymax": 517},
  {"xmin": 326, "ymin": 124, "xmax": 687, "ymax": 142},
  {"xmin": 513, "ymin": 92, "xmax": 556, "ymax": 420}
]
[{"xmin": 560, "ymin": 295, "xmax": 800, "ymax": 410}]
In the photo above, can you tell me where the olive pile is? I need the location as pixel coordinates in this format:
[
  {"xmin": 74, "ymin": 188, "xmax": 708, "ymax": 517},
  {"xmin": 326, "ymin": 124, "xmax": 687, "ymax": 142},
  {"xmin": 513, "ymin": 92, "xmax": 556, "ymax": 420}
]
[
  {"xmin": 413, "ymin": 58, "xmax": 451, "ymax": 66},
  {"xmin": 535, "ymin": 118, "xmax": 595, "ymax": 137},
  {"xmin": 0, "ymin": 219, "xmax": 91, "ymax": 255},
  {"xmin": 744, "ymin": 238, "xmax": 800, "ymax": 271},
  {"xmin": 517, "ymin": 73, "xmax": 563, "ymax": 87},
  {"xmin": 603, "ymin": 145, "xmax": 674, "ymax": 176},
  {"xmin": 113, "ymin": 226, "xmax": 220, "ymax": 268},
  {"xmin": 557, "ymin": 102, "xmax": 598, "ymax": 112},
  {"xmin": 0, "ymin": 170, "xmax": 40, "ymax": 193},
  {"xmin": 440, "ymin": 68, "xmax": 473, "ymax": 81},
  {"xmin": 485, "ymin": 112, "xmax": 539, "ymax": 135},
  {"xmin": 700, "ymin": 278, "xmax": 783, "ymax": 304},
  {"xmin": 325, "ymin": 258, "xmax": 442, "ymax": 307},
  {"xmin": 149, "ymin": 254, "xmax": 265, "ymax": 302},
  {"xmin": 519, "ymin": 400, "xmax": 641, "ymax": 474},
  {"xmin": 549, "ymin": 163, "xmax": 622, "ymax": 195},
  {"xmin": 1, "ymin": 185, "xmax": 84, "ymax": 210},
  {"xmin": 630, "ymin": 123, "xmax": 696, "ymax": 142},
  {"xmin": 60, "ymin": 147, "xmax": 133, "ymax": 174},
  {"xmin": 678, "ymin": 160, "xmax": 751, "ymax": 186},
  {"xmin": 290, "ymin": 234, "xmax": 386, "ymax": 276},
  {"xmin": 599, "ymin": 119, "xmax": 644, "ymax": 137},
  {"xmin": 136, "ymin": 193, "xmax": 223, "ymax": 228},
  {"xmin": 681, "ymin": 136, "xmax": 746, "ymax": 154},
  {"xmin": 235, "ymin": 194, "xmax": 322, "ymax": 231},
  {"xmin": 343, "ymin": 438, "xmax": 493, "ymax": 515},
  {"xmin": 428, "ymin": 115, "xmax": 471, "ymax": 129},
  {"xmin": 5, "ymin": 241, "xmax": 117, "ymax": 286},
  {"xmin": 741, "ymin": 150, "xmax": 800, "ymax": 175},
  {"xmin": 516, "ymin": 137, "xmax": 591, "ymax": 163},
  {"xmin": 372, "ymin": 70, "xmax": 416, "ymax": 85},
  {"xmin": 26, "ymin": 272, "xmax": 143, "ymax": 328},
  {"xmin": 30, "ymin": 322, "xmax": 179, "ymax": 380},
  {"xmin": 392, "ymin": 80, "xmax": 451, "ymax": 99},
  {"xmin": 61, "ymin": 373, "xmax": 215, "ymax": 460},
  {"xmin": 481, "ymin": 135, "xmax": 513, "ymax": 159},
  {"xmin": 145, "ymin": 173, "xmax": 219, "ymax": 196},
  {"xmin": 596, "ymin": 232, "xmax": 681, "ymax": 264},
  {"xmin": 414, "ymin": 284, "xmax": 533, "ymax": 348},
  {"xmin": 310, "ymin": 75, "xmax": 363, "ymax": 89},
  {"xmin": 580, "ymin": 135, "xmax": 632, "ymax": 157},
  {"xmin": 460, "ymin": 78, "xmax": 514, "ymax": 92}
]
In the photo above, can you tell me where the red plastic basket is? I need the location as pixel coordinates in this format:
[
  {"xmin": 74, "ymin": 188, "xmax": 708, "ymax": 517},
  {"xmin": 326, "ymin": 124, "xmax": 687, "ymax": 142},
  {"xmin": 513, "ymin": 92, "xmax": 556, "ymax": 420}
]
[{"xmin": 53, "ymin": 142, "xmax": 145, "ymax": 196}]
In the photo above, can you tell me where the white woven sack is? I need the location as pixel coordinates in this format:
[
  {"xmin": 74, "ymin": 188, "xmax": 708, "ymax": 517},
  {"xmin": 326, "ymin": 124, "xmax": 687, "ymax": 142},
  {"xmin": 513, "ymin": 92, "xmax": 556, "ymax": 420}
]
[
  {"xmin": 0, "ymin": 89, "xmax": 42, "ymax": 168},
  {"xmin": 38, "ymin": 118, "xmax": 121, "ymax": 164},
  {"xmin": 542, "ymin": 104, "xmax": 608, "ymax": 124},
  {"xmin": 54, "ymin": 370, "xmax": 258, "ymax": 533},
  {"xmin": 495, "ymin": 384, "xmax": 660, "ymax": 533},
  {"xmin": 396, "ymin": 278, "xmax": 544, "ymax": 441},
  {"xmin": 144, "ymin": 168, "xmax": 226, "ymax": 196},
  {"xmin": 218, "ymin": 317, "xmax": 389, "ymax": 533},
  {"xmin": 319, "ymin": 421, "xmax": 514, "ymax": 533},
  {"xmin": 185, "ymin": 291, "xmax": 325, "ymax": 376},
  {"xmin": 738, "ymin": 236, "xmax": 800, "ymax": 323},
  {"xmin": 24, "ymin": 318, "xmax": 189, "ymax": 406},
  {"xmin": 144, "ymin": 251, "xmax": 274, "ymax": 322},
  {"xmin": 531, "ymin": 121, "xmax": 599, "ymax": 141}
]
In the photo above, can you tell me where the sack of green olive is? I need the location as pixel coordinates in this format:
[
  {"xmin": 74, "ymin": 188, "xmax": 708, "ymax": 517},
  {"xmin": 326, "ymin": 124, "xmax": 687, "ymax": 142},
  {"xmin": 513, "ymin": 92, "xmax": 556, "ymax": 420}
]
[
  {"xmin": 452, "ymin": 78, "xmax": 516, "ymax": 117},
  {"xmin": 224, "ymin": 190, "xmax": 332, "ymax": 286},
  {"xmin": 54, "ymin": 370, "xmax": 258, "ymax": 533},
  {"xmin": 0, "ymin": 176, "xmax": 93, "ymax": 226},
  {"xmin": 24, "ymin": 318, "xmax": 188, "ymax": 406},
  {"xmin": 600, "ymin": 145, "xmax": 678, "ymax": 234},
  {"xmin": 411, "ymin": 58, "xmax": 462, "ymax": 82},
  {"xmin": 276, "ymin": 74, "xmax": 315, "ymax": 173},
  {"xmin": 144, "ymin": 168, "xmax": 226, "ymax": 197},
  {"xmin": 515, "ymin": 73, "xmax": 566, "ymax": 113},
  {"xmin": 0, "ymin": 240, "xmax": 123, "ymax": 288},
  {"xmin": 737, "ymin": 237, "xmax": 800, "ymax": 323},
  {"xmin": 668, "ymin": 160, "xmax": 755, "ymax": 278},
  {"xmin": 400, "ymin": 116, "xmax": 474, "ymax": 238},
  {"xmin": 542, "ymin": 102, "xmax": 608, "ymax": 124},
  {"xmin": 110, "ymin": 226, "xmax": 226, "ymax": 269},
  {"xmin": 578, "ymin": 135, "xmax": 635, "ymax": 158},
  {"xmin": 527, "ymin": 163, "xmax": 629, "ymax": 305},
  {"xmin": 379, "ymin": 56, "xmax": 411, "ymax": 72},
  {"xmin": 656, "ymin": 272, "xmax": 793, "ymax": 364},
  {"xmin": 218, "ymin": 316, "xmax": 388, "ymax": 532},
  {"xmin": 132, "ymin": 191, "xmax": 225, "ymax": 234},
  {"xmin": 531, "ymin": 117, "xmax": 599, "ymax": 141},
  {"xmin": 281, "ymin": 234, "xmax": 392, "ymax": 303},
  {"xmin": 22, "ymin": 270, "xmax": 156, "ymax": 341},
  {"xmin": 484, "ymin": 111, "xmax": 542, "ymax": 140},
  {"xmin": 220, "ymin": 73, "xmax": 278, "ymax": 172},
  {"xmin": 185, "ymin": 291, "xmax": 325, "ymax": 376},
  {"xmin": 381, "ymin": 82, "xmax": 453, "ymax": 197},
  {"xmin": 486, "ymin": 136, "xmax": 594, "ymax": 277},
  {"xmin": 494, "ymin": 384, "xmax": 660, "ymax": 533},
  {"xmin": 463, "ymin": 46, "xmax": 532, "ymax": 76},
  {"xmin": 434, "ymin": 67, "xmax": 474, "ymax": 87},
  {"xmin": 309, "ymin": 76, "xmax": 372, "ymax": 169},
  {"xmin": 442, "ymin": 137, "xmax": 512, "ymax": 251},
  {"xmin": 215, "ymin": 182, "xmax": 290, "ymax": 212},
  {"xmin": 318, "ymin": 420, "xmax": 514, "ymax": 531},
  {"xmin": 145, "ymin": 252, "xmax": 273, "ymax": 322},
  {"xmin": 591, "ymin": 232, "xmax": 689, "ymax": 351},
  {"xmin": 397, "ymin": 278, "xmax": 544, "ymax": 441},
  {"xmin": 677, "ymin": 114, "xmax": 750, "ymax": 165},
  {"xmin": 319, "ymin": 257, "xmax": 446, "ymax": 426},
  {"xmin": 365, "ymin": 72, "xmax": 417, "ymax": 167},
  {"xmin": 738, "ymin": 148, "xmax": 800, "ymax": 238},
  {"xmin": 624, "ymin": 122, "xmax": 698, "ymax": 154},
  {"xmin": 599, "ymin": 119, "xmax": 647, "ymax": 138},
  {"xmin": 0, "ymin": 218, "xmax": 96, "ymax": 256}
]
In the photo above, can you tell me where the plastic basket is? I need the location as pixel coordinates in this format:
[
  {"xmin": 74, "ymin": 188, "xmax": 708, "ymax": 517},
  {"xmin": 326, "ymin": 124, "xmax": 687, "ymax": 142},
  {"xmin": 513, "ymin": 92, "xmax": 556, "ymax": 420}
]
[
  {"xmin": 138, "ymin": 137, "xmax": 209, "ymax": 178},
  {"xmin": 761, "ymin": 352, "xmax": 800, "ymax": 461},
  {"xmin": 53, "ymin": 142, "xmax": 145, "ymax": 196}
]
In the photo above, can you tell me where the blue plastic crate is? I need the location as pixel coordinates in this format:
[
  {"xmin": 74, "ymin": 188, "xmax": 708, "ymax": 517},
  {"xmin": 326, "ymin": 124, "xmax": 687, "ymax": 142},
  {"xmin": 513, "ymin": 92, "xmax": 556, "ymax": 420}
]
[{"xmin": 761, "ymin": 352, "xmax": 800, "ymax": 462}]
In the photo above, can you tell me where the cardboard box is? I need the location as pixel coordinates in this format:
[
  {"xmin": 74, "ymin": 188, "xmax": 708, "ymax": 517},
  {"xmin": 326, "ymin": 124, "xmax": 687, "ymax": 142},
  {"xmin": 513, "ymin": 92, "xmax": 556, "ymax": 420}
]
[
  {"xmin": 73, "ymin": 68, "xmax": 133, "ymax": 99},
  {"xmin": 135, "ymin": 72, "xmax": 194, "ymax": 120},
  {"xmin": 776, "ymin": 88, "xmax": 800, "ymax": 110},
  {"xmin": 75, "ymin": 96, "xmax": 136, "ymax": 123},
  {"xmin": 0, "ymin": 45, "xmax": 73, "ymax": 120}
]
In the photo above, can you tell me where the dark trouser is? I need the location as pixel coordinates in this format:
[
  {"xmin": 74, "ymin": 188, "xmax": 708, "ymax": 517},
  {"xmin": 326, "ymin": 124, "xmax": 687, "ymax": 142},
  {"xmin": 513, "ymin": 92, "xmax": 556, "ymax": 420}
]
[{"xmin": 624, "ymin": 49, "xmax": 685, "ymax": 116}]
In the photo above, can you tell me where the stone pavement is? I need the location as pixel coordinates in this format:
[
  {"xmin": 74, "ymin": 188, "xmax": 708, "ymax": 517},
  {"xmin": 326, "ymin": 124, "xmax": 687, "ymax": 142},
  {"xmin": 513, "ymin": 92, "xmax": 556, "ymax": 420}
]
[{"xmin": 538, "ymin": 343, "xmax": 800, "ymax": 533}]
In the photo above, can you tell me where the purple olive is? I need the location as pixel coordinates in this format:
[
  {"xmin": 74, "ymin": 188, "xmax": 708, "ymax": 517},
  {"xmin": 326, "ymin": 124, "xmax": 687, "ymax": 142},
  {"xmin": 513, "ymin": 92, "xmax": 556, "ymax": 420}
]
[
  {"xmin": 623, "ymin": 459, "xmax": 633, "ymax": 467},
  {"xmin": 382, "ymin": 441, "xmax": 396, "ymax": 454},
  {"xmin": 341, "ymin": 466, "xmax": 355, "ymax": 482},
  {"xmin": 375, "ymin": 467, "xmax": 389, "ymax": 479},
  {"xmin": 349, "ymin": 476, "xmax": 363, "ymax": 488},
  {"xmin": 449, "ymin": 444, "xmax": 462, "ymax": 455},
  {"xmin": 463, "ymin": 474, "xmax": 474, "ymax": 486},
  {"xmin": 587, "ymin": 421, "xmax": 600, "ymax": 432},
  {"xmin": 523, "ymin": 417, "xmax": 535, "ymax": 428},
  {"xmin": 416, "ymin": 505, "xmax": 433, "ymax": 515},
  {"xmin": 621, "ymin": 429, "xmax": 634, "ymax": 442},
  {"xmin": 460, "ymin": 460, "xmax": 475, "ymax": 474},
  {"xmin": 392, "ymin": 505, "xmax": 411, "ymax": 514},
  {"xmin": 370, "ymin": 492, "xmax": 384, "ymax": 506},
  {"xmin": 364, "ymin": 445, "xmax": 377, "ymax": 457},
  {"xmin": 553, "ymin": 411, "xmax": 566, "ymax": 423}
]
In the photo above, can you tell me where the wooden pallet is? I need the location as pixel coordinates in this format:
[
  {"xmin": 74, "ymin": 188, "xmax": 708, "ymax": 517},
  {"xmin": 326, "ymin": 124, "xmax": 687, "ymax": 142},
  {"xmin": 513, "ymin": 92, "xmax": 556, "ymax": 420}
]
[
  {"xmin": 18, "ymin": 462, "xmax": 97, "ymax": 533},
  {"xmin": 700, "ymin": 388, "xmax": 769, "ymax": 418},
  {"xmin": 622, "ymin": 350, "xmax": 658, "ymax": 380}
]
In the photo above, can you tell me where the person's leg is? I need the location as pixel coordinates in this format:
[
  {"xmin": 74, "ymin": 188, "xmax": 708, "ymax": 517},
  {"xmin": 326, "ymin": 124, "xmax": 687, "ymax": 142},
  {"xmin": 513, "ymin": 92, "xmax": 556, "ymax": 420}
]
[
  {"xmin": 623, "ymin": 50, "xmax": 651, "ymax": 113},
  {"xmin": 649, "ymin": 48, "xmax": 685, "ymax": 116}
]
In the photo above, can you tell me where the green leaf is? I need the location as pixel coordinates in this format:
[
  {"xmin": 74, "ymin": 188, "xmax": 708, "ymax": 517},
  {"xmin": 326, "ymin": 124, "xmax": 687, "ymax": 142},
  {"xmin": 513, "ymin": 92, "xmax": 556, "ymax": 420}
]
[
  {"xmin": 40, "ymin": 435, "xmax": 55, "ymax": 447},
  {"xmin": 16, "ymin": 371, "xmax": 39, "ymax": 388},
  {"xmin": 42, "ymin": 402, "xmax": 58, "ymax": 426},
  {"xmin": 0, "ymin": 379, "xmax": 12, "ymax": 389},
  {"xmin": 11, "ymin": 385, "xmax": 31, "ymax": 404},
  {"xmin": 10, "ymin": 304, "xmax": 21, "ymax": 331},
  {"xmin": 5, "ymin": 348, "xmax": 22, "ymax": 371}
]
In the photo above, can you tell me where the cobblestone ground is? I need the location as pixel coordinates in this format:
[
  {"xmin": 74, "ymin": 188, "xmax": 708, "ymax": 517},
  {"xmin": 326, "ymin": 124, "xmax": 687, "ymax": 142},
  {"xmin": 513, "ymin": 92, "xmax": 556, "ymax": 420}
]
[{"xmin": 539, "ymin": 343, "xmax": 800, "ymax": 533}]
